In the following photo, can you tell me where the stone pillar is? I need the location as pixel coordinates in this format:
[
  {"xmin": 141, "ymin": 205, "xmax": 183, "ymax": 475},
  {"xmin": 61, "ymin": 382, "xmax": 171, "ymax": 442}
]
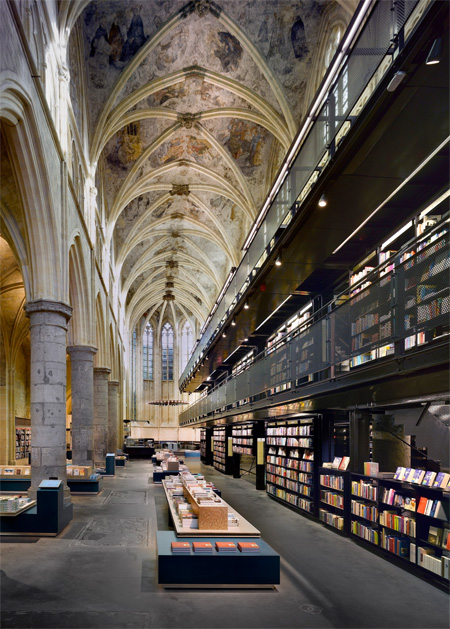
[
  {"xmin": 93, "ymin": 367, "xmax": 110, "ymax": 466},
  {"xmin": 67, "ymin": 346, "xmax": 97, "ymax": 467},
  {"xmin": 108, "ymin": 380, "xmax": 119, "ymax": 454},
  {"xmin": 24, "ymin": 300, "xmax": 72, "ymax": 494}
]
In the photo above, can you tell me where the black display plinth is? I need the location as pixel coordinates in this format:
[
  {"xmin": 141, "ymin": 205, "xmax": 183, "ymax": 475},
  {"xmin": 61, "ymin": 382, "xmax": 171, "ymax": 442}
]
[{"xmin": 124, "ymin": 446, "xmax": 155, "ymax": 459}]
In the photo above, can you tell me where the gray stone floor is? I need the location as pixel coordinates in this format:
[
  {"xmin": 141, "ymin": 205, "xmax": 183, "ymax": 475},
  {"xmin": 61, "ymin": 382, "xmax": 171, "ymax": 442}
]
[{"xmin": 1, "ymin": 460, "xmax": 449, "ymax": 629}]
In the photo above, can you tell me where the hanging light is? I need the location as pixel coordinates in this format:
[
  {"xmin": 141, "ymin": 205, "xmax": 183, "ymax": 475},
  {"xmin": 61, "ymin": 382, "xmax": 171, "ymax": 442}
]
[
  {"xmin": 318, "ymin": 193, "xmax": 327, "ymax": 207},
  {"xmin": 426, "ymin": 38, "xmax": 442, "ymax": 65},
  {"xmin": 231, "ymin": 318, "xmax": 236, "ymax": 326},
  {"xmin": 275, "ymin": 255, "xmax": 282, "ymax": 266},
  {"xmin": 244, "ymin": 301, "xmax": 249, "ymax": 310}
]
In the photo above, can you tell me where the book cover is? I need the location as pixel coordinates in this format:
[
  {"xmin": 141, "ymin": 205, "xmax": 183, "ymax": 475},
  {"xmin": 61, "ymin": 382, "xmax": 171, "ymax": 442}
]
[
  {"xmin": 428, "ymin": 526, "xmax": 443, "ymax": 546},
  {"xmin": 433, "ymin": 501, "xmax": 448, "ymax": 521},
  {"xmin": 171, "ymin": 541, "xmax": 191, "ymax": 553},
  {"xmin": 433, "ymin": 472, "xmax": 450, "ymax": 488},
  {"xmin": 332, "ymin": 457, "xmax": 342, "ymax": 469},
  {"xmin": 425, "ymin": 499, "xmax": 434, "ymax": 516},
  {"xmin": 215, "ymin": 542, "xmax": 237, "ymax": 551},
  {"xmin": 192, "ymin": 542, "xmax": 213, "ymax": 552},
  {"xmin": 339, "ymin": 457, "xmax": 350, "ymax": 470},
  {"xmin": 237, "ymin": 542, "xmax": 260, "ymax": 552},
  {"xmin": 410, "ymin": 469, "xmax": 426, "ymax": 484},
  {"xmin": 394, "ymin": 467, "xmax": 406, "ymax": 480},
  {"xmin": 417, "ymin": 496, "xmax": 428, "ymax": 514},
  {"xmin": 422, "ymin": 471, "xmax": 436, "ymax": 486},
  {"xmin": 364, "ymin": 462, "xmax": 379, "ymax": 476},
  {"xmin": 403, "ymin": 468, "xmax": 415, "ymax": 483}
]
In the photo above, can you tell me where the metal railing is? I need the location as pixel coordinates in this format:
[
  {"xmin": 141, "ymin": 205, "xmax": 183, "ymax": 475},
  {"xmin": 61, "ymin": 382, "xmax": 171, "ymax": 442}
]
[
  {"xmin": 180, "ymin": 220, "xmax": 449, "ymax": 424},
  {"xmin": 180, "ymin": 0, "xmax": 423, "ymax": 389}
]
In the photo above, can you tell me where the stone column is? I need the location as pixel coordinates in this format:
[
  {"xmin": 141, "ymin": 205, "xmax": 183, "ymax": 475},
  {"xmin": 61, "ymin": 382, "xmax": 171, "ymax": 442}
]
[
  {"xmin": 24, "ymin": 300, "xmax": 72, "ymax": 494},
  {"xmin": 93, "ymin": 367, "xmax": 110, "ymax": 466},
  {"xmin": 108, "ymin": 380, "xmax": 119, "ymax": 454},
  {"xmin": 67, "ymin": 346, "xmax": 97, "ymax": 467}
]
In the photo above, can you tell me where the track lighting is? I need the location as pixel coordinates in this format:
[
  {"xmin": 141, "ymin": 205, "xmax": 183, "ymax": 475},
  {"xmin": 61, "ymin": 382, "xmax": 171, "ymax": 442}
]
[
  {"xmin": 275, "ymin": 255, "xmax": 282, "ymax": 267},
  {"xmin": 318, "ymin": 193, "xmax": 327, "ymax": 207},
  {"xmin": 426, "ymin": 38, "xmax": 442, "ymax": 65},
  {"xmin": 244, "ymin": 301, "xmax": 249, "ymax": 309},
  {"xmin": 231, "ymin": 318, "xmax": 236, "ymax": 326}
]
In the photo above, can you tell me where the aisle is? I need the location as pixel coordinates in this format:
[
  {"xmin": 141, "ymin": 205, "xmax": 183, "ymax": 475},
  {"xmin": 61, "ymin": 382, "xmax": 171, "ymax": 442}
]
[{"xmin": 0, "ymin": 460, "xmax": 448, "ymax": 629}]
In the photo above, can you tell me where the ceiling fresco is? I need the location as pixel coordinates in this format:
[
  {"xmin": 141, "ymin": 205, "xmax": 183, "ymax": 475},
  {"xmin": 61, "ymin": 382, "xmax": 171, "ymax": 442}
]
[{"xmin": 73, "ymin": 0, "xmax": 328, "ymax": 333}]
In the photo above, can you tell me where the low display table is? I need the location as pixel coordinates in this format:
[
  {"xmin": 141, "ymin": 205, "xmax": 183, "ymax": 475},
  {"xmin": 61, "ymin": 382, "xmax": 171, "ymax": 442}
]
[
  {"xmin": 157, "ymin": 531, "xmax": 280, "ymax": 587},
  {"xmin": 153, "ymin": 469, "xmax": 181, "ymax": 483},
  {"xmin": 162, "ymin": 480, "xmax": 260, "ymax": 537},
  {"xmin": 67, "ymin": 476, "xmax": 103, "ymax": 494}
]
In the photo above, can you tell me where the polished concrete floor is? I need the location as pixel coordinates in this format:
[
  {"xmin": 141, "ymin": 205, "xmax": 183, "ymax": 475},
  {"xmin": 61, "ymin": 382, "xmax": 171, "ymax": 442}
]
[{"xmin": 1, "ymin": 459, "xmax": 449, "ymax": 629}]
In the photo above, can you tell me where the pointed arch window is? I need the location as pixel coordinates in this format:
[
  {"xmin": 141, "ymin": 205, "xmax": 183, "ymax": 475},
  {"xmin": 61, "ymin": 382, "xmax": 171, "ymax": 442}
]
[
  {"xmin": 143, "ymin": 323, "xmax": 153, "ymax": 380},
  {"xmin": 180, "ymin": 322, "xmax": 194, "ymax": 372},
  {"xmin": 161, "ymin": 323, "xmax": 174, "ymax": 381},
  {"xmin": 132, "ymin": 328, "xmax": 137, "ymax": 421}
]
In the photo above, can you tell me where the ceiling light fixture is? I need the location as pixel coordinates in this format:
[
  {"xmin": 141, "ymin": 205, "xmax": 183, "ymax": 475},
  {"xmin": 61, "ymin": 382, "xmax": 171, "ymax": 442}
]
[
  {"xmin": 318, "ymin": 193, "xmax": 327, "ymax": 207},
  {"xmin": 231, "ymin": 318, "xmax": 236, "ymax": 326},
  {"xmin": 222, "ymin": 332, "xmax": 226, "ymax": 338},
  {"xmin": 386, "ymin": 71, "xmax": 407, "ymax": 92},
  {"xmin": 275, "ymin": 255, "xmax": 282, "ymax": 267},
  {"xmin": 244, "ymin": 301, "xmax": 249, "ymax": 310},
  {"xmin": 426, "ymin": 38, "xmax": 442, "ymax": 65}
]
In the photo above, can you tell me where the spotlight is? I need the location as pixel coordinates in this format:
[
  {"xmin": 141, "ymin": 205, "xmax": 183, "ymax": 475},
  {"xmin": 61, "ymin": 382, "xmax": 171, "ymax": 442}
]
[
  {"xmin": 386, "ymin": 71, "xmax": 406, "ymax": 92},
  {"xmin": 318, "ymin": 193, "xmax": 327, "ymax": 207},
  {"xmin": 426, "ymin": 38, "xmax": 442, "ymax": 65},
  {"xmin": 244, "ymin": 301, "xmax": 249, "ymax": 310},
  {"xmin": 231, "ymin": 318, "xmax": 236, "ymax": 326},
  {"xmin": 275, "ymin": 255, "xmax": 282, "ymax": 267},
  {"xmin": 222, "ymin": 332, "xmax": 226, "ymax": 338}
]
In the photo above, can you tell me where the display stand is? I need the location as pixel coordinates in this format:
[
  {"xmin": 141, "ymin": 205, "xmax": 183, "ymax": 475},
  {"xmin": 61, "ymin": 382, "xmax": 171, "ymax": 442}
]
[
  {"xmin": 152, "ymin": 468, "xmax": 182, "ymax": 483},
  {"xmin": 67, "ymin": 476, "xmax": 103, "ymax": 494},
  {"xmin": 115, "ymin": 456, "xmax": 127, "ymax": 467},
  {"xmin": 0, "ymin": 480, "xmax": 73, "ymax": 536},
  {"xmin": 99, "ymin": 453, "xmax": 115, "ymax": 477},
  {"xmin": 0, "ymin": 478, "xmax": 31, "ymax": 492},
  {"xmin": 157, "ymin": 531, "xmax": 280, "ymax": 587}
]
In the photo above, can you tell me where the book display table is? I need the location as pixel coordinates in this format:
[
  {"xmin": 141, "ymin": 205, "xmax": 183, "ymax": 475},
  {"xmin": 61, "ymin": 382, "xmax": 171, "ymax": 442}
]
[
  {"xmin": 162, "ymin": 479, "xmax": 260, "ymax": 537},
  {"xmin": 157, "ymin": 531, "xmax": 280, "ymax": 587},
  {"xmin": 67, "ymin": 476, "xmax": 103, "ymax": 494},
  {"xmin": 0, "ymin": 477, "xmax": 31, "ymax": 492}
]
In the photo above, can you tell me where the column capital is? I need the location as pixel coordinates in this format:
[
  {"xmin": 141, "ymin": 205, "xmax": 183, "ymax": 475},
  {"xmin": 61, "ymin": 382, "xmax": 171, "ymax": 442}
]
[
  {"xmin": 24, "ymin": 299, "xmax": 72, "ymax": 321},
  {"xmin": 67, "ymin": 345, "xmax": 98, "ymax": 358},
  {"xmin": 94, "ymin": 367, "xmax": 111, "ymax": 376},
  {"xmin": 108, "ymin": 380, "xmax": 120, "ymax": 388}
]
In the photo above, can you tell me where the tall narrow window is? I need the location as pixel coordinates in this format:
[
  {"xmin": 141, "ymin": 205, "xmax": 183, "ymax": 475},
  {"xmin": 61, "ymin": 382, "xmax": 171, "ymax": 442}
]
[
  {"xmin": 143, "ymin": 323, "xmax": 153, "ymax": 380},
  {"xmin": 180, "ymin": 322, "xmax": 193, "ymax": 372},
  {"xmin": 161, "ymin": 323, "xmax": 174, "ymax": 381}
]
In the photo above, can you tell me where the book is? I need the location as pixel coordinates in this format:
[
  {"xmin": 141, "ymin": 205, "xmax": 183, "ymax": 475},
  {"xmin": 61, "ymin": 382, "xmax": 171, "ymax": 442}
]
[
  {"xmin": 443, "ymin": 529, "xmax": 450, "ymax": 550},
  {"xmin": 364, "ymin": 462, "xmax": 379, "ymax": 476},
  {"xmin": 403, "ymin": 468, "xmax": 415, "ymax": 483},
  {"xmin": 422, "ymin": 471, "xmax": 437, "ymax": 486},
  {"xmin": 237, "ymin": 542, "xmax": 260, "ymax": 553},
  {"xmin": 332, "ymin": 457, "xmax": 342, "ymax": 469},
  {"xmin": 171, "ymin": 541, "xmax": 191, "ymax": 553},
  {"xmin": 410, "ymin": 469, "xmax": 426, "ymax": 484},
  {"xmin": 394, "ymin": 467, "xmax": 406, "ymax": 480},
  {"xmin": 428, "ymin": 526, "xmax": 443, "ymax": 546},
  {"xmin": 417, "ymin": 496, "xmax": 428, "ymax": 514},
  {"xmin": 215, "ymin": 541, "xmax": 237, "ymax": 552},
  {"xmin": 433, "ymin": 472, "xmax": 450, "ymax": 489},
  {"xmin": 433, "ymin": 501, "xmax": 448, "ymax": 521},
  {"xmin": 192, "ymin": 542, "xmax": 213, "ymax": 553},
  {"xmin": 339, "ymin": 457, "xmax": 350, "ymax": 470}
]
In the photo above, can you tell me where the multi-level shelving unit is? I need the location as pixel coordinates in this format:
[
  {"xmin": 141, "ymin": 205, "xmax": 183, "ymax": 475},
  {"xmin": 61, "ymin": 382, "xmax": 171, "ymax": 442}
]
[
  {"xmin": 266, "ymin": 417, "xmax": 319, "ymax": 515},
  {"xmin": 319, "ymin": 467, "xmax": 349, "ymax": 533},
  {"xmin": 348, "ymin": 473, "xmax": 449, "ymax": 587},
  {"xmin": 232, "ymin": 423, "xmax": 254, "ymax": 455},
  {"xmin": 212, "ymin": 427, "xmax": 226, "ymax": 473},
  {"xmin": 400, "ymin": 224, "xmax": 449, "ymax": 351},
  {"xmin": 15, "ymin": 428, "xmax": 31, "ymax": 461},
  {"xmin": 200, "ymin": 429, "xmax": 207, "ymax": 463}
]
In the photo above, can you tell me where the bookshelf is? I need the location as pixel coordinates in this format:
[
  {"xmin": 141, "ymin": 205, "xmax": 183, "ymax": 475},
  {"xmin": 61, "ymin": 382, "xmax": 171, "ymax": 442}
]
[
  {"xmin": 266, "ymin": 417, "xmax": 319, "ymax": 516},
  {"xmin": 350, "ymin": 474, "xmax": 380, "ymax": 547},
  {"xmin": 212, "ymin": 426, "xmax": 232, "ymax": 474},
  {"xmin": 415, "ymin": 484, "xmax": 450, "ymax": 580},
  {"xmin": 15, "ymin": 428, "xmax": 31, "ymax": 461},
  {"xmin": 232, "ymin": 423, "xmax": 254, "ymax": 455},
  {"xmin": 378, "ymin": 477, "xmax": 417, "ymax": 563},
  {"xmin": 319, "ymin": 467, "xmax": 349, "ymax": 533},
  {"xmin": 200, "ymin": 429, "xmax": 207, "ymax": 463}
]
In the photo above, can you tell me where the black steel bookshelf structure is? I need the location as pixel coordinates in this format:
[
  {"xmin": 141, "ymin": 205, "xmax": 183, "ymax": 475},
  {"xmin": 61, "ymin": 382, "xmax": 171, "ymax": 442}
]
[{"xmin": 213, "ymin": 426, "xmax": 233, "ymax": 475}]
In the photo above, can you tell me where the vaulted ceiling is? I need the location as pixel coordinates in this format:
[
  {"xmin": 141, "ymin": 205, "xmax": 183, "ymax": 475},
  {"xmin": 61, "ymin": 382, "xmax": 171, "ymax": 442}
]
[{"xmin": 71, "ymin": 0, "xmax": 335, "ymax": 333}]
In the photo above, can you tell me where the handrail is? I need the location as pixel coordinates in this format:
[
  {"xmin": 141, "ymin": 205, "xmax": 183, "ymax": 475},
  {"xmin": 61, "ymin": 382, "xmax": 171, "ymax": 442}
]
[{"xmin": 179, "ymin": 0, "xmax": 422, "ymax": 389}]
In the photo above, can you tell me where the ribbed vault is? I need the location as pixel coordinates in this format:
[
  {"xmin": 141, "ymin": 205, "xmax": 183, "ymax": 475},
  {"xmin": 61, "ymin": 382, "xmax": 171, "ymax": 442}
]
[{"xmin": 72, "ymin": 0, "xmax": 328, "ymax": 334}]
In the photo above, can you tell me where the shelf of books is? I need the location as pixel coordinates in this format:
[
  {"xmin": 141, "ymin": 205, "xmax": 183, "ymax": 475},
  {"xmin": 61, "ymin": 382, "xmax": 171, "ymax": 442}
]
[
  {"xmin": 213, "ymin": 427, "xmax": 233, "ymax": 474},
  {"xmin": 399, "ymin": 220, "xmax": 449, "ymax": 351},
  {"xmin": 200, "ymin": 429, "xmax": 207, "ymax": 463},
  {"xmin": 319, "ymin": 459, "xmax": 350, "ymax": 534},
  {"xmin": 349, "ymin": 466, "xmax": 450, "ymax": 586},
  {"xmin": 265, "ymin": 417, "xmax": 319, "ymax": 516},
  {"xmin": 232, "ymin": 423, "xmax": 254, "ymax": 455},
  {"xmin": 15, "ymin": 428, "xmax": 31, "ymax": 461}
]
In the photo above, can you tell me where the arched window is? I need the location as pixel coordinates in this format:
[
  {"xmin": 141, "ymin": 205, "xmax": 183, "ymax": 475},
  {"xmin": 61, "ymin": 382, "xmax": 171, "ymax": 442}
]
[
  {"xmin": 180, "ymin": 322, "xmax": 194, "ymax": 372},
  {"xmin": 324, "ymin": 24, "xmax": 344, "ymax": 70},
  {"xmin": 161, "ymin": 323, "xmax": 174, "ymax": 381},
  {"xmin": 143, "ymin": 323, "xmax": 153, "ymax": 380},
  {"xmin": 131, "ymin": 328, "xmax": 137, "ymax": 421}
]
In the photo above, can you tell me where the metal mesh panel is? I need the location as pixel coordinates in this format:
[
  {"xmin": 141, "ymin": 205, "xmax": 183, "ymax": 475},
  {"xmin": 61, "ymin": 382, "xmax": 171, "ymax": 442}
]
[
  {"xmin": 397, "ymin": 231, "xmax": 449, "ymax": 351},
  {"xmin": 291, "ymin": 323, "xmax": 325, "ymax": 379},
  {"xmin": 265, "ymin": 344, "xmax": 292, "ymax": 389},
  {"xmin": 234, "ymin": 369, "xmax": 249, "ymax": 403},
  {"xmin": 248, "ymin": 356, "xmax": 269, "ymax": 396}
]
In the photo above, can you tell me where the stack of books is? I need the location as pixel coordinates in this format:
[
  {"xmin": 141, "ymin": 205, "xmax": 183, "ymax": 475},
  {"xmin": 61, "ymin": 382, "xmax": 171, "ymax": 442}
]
[
  {"xmin": 215, "ymin": 541, "xmax": 237, "ymax": 553},
  {"xmin": 228, "ymin": 513, "xmax": 239, "ymax": 527},
  {"xmin": 192, "ymin": 541, "xmax": 213, "ymax": 553},
  {"xmin": 170, "ymin": 541, "xmax": 191, "ymax": 554},
  {"xmin": 237, "ymin": 542, "xmax": 260, "ymax": 553}
]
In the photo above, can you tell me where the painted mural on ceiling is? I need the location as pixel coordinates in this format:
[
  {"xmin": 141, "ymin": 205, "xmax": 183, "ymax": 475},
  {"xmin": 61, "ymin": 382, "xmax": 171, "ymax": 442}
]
[{"xmin": 73, "ymin": 0, "xmax": 330, "ymax": 335}]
